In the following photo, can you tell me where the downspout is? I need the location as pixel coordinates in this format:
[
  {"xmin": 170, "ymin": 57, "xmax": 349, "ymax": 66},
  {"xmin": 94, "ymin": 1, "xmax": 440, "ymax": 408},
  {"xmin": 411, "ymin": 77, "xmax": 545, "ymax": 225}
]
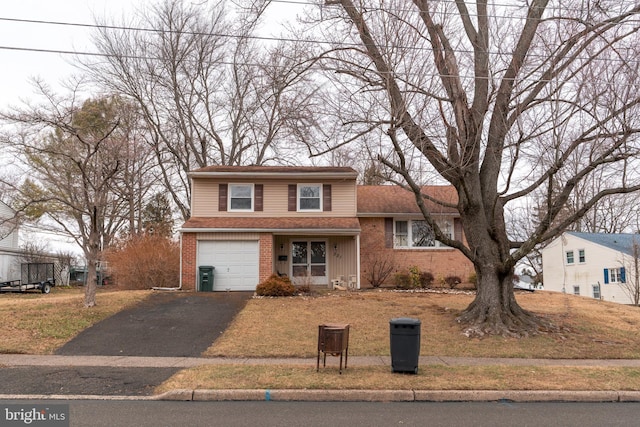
[
  {"xmin": 561, "ymin": 233, "xmax": 566, "ymax": 293},
  {"xmin": 152, "ymin": 232, "xmax": 183, "ymax": 291},
  {"xmin": 356, "ymin": 234, "xmax": 361, "ymax": 289}
]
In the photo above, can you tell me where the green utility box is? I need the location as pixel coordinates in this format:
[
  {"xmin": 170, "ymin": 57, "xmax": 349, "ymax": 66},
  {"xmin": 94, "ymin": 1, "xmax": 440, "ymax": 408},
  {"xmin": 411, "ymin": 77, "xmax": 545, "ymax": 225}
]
[
  {"xmin": 390, "ymin": 317, "xmax": 421, "ymax": 374},
  {"xmin": 198, "ymin": 266, "xmax": 215, "ymax": 292}
]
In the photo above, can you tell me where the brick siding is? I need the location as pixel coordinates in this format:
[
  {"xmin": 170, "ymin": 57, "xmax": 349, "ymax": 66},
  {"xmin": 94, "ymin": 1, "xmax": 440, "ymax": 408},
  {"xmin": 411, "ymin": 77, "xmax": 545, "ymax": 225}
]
[
  {"xmin": 258, "ymin": 233, "xmax": 273, "ymax": 284},
  {"xmin": 359, "ymin": 217, "xmax": 474, "ymax": 287},
  {"xmin": 181, "ymin": 232, "xmax": 197, "ymax": 291}
]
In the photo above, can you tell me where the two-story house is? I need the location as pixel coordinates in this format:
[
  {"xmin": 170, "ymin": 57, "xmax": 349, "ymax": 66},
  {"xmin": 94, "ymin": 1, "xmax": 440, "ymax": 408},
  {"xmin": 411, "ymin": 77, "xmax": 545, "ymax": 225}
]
[
  {"xmin": 179, "ymin": 166, "xmax": 473, "ymax": 291},
  {"xmin": 0, "ymin": 200, "xmax": 21, "ymax": 282},
  {"xmin": 542, "ymin": 232, "xmax": 640, "ymax": 305}
]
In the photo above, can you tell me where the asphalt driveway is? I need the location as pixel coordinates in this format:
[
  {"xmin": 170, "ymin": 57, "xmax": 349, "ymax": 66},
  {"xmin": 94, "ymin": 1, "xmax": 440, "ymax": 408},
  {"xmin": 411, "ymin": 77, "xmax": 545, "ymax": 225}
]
[
  {"xmin": 56, "ymin": 291, "xmax": 252, "ymax": 357},
  {"xmin": 0, "ymin": 291, "xmax": 251, "ymax": 396}
]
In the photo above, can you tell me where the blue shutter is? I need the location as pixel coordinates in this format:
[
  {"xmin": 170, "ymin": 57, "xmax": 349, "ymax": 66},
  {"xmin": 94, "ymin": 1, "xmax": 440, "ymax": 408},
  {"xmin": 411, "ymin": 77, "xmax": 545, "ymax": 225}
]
[
  {"xmin": 603, "ymin": 269, "xmax": 609, "ymax": 284},
  {"xmin": 620, "ymin": 267, "xmax": 626, "ymax": 283}
]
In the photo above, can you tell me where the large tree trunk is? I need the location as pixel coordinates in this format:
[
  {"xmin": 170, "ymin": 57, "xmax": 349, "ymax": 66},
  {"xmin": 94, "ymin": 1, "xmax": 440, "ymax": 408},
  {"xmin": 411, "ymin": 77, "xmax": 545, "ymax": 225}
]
[
  {"xmin": 454, "ymin": 186, "xmax": 549, "ymax": 337},
  {"xmin": 457, "ymin": 262, "xmax": 542, "ymax": 337},
  {"xmin": 84, "ymin": 258, "xmax": 98, "ymax": 308}
]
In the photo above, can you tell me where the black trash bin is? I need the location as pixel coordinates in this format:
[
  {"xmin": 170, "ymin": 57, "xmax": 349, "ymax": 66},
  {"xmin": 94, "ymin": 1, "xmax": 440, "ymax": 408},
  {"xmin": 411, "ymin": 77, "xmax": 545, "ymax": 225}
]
[
  {"xmin": 389, "ymin": 317, "xmax": 421, "ymax": 374},
  {"xmin": 198, "ymin": 266, "xmax": 215, "ymax": 292}
]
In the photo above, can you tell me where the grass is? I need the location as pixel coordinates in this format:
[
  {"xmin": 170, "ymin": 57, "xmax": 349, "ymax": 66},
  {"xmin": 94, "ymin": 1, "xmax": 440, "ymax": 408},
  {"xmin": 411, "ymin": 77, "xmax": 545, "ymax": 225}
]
[
  {"xmin": 204, "ymin": 290, "xmax": 640, "ymax": 359},
  {"xmin": 4, "ymin": 287, "xmax": 640, "ymax": 392},
  {"xmin": 0, "ymin": 287, "xmax": 149, "ymax": 354},
  {"xmin": 156, "ymin": 365, "xmax": 640, "ymax": 393}
]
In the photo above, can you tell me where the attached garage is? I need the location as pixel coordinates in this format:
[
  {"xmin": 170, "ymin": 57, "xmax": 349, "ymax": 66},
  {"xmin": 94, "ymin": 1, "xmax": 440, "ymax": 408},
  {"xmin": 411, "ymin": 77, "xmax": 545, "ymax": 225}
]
[{"xmin": 197, "ymin": 240, "xmax": 259, "ymax": 291}]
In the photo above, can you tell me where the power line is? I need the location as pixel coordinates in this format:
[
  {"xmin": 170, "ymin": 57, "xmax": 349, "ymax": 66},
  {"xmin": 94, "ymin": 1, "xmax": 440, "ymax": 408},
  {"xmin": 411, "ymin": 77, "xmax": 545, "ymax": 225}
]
[
  {"xmin": 0, "ymin": 5, "xmax": 639, "ymax": 72},
  {"xmin": 0, "ymin": 17, "xmax": 640, "ymax": 65},
  {"xmin": 1, "ymin": 3, "xmax": 639, "ymax": 46},
  {"xmin": 2, "ymin": 43, "xmax": 640, "ymax": 87}
]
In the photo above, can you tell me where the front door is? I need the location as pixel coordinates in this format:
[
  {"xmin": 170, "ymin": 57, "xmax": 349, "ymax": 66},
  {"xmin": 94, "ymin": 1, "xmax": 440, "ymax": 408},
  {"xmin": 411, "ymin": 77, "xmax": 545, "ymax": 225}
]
[{"xmin": 291, "ymin": 240, "xmax": 327, "ymax": 285}]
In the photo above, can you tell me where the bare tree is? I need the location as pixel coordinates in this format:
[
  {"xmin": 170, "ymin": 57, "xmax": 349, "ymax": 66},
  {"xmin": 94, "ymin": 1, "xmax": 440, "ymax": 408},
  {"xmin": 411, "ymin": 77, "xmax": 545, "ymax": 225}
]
[
  {"xmin": 19, "ymin": 241, "xmax": 51, "ymax": 264},
  {"xmin": 1, "ymin": 88, "xmax": 131, "ymax": 307},
  {"xmin": 107, "ymin": 98, "xmax": 157, "ymax": 237},
  {"xmin": 82, "ymin": 0, "xmax": 320, "ymax": 221},
  {"xmin": 308, "ymin": 1, "xmax": 640, "ymax": 336}
]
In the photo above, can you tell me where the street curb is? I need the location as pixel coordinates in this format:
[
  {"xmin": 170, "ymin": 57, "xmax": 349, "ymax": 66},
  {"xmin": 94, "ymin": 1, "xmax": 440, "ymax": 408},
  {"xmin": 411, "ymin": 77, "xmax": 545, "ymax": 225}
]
[
  {"xmin": 413, "ymin": 390, "xmax": 621, "ymax": 402},
  {"xmin": 2, "ymin": 390, "xmax": 640, "ymax": 402},
  {"xmin": 157, "ymin": 389, "xmax": 640, "ymax": 402}
]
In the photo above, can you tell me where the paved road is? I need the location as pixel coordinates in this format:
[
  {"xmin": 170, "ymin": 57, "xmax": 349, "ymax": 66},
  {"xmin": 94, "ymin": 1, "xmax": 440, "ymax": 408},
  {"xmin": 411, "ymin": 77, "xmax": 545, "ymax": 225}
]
[{"xmin": 3, "ymin": 400, "xmax": 640, "ymax": 427}]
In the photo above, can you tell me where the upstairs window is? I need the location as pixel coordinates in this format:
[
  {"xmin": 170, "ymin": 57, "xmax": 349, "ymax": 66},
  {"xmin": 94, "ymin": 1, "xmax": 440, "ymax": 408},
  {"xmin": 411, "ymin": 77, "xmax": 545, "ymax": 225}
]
[
  {"xmin": 229, "ymin": 184, "xmax": 253, "ymax": 211},
  {"xmin": 298, "ymin": 184, "xmax": 322, "ymax": 211},
  {"xmin": 565, "ymin": 250, "xmax": 574, "ymax": 264},
  {"xmin": 578, "ymin": 249, "xmax": 586, "ymax": 263}
]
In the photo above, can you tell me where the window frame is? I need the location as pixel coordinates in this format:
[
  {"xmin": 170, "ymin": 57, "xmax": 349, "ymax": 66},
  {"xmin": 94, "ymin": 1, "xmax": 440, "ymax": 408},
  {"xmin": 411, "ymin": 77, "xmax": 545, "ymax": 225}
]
[
  {"xmin": 393, "ymin": 218, "xmax": 452, "ymax": 249},
  {"xmin": 228, "ymin": 183, "xmax": 254, "ymax": 212},
  {"xmin": 609, "ymin": 268, "xmax": 622, "ymax": 283},
  {"xmin": 578, "ymin": 249, "xmax": 586, "ymax": 263},
  {"xmin": 592, "ymin": 284, "xmax": 601, "ymax": 299},
  {"xmin": 565, "ymin": 250, "xmax": 575, "ymax": 265},
  {"xmin": 297, "ymin": 184, "xmax": 322, "ymax": 212}
]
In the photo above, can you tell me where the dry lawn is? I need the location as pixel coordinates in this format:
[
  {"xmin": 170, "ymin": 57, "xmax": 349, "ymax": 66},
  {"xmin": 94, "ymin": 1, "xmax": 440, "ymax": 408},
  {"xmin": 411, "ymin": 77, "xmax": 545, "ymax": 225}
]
[
  {"xmin": 164, "ymin": 289, "xmax": 640, "ymax": 392},
  {"xmin": 4, "ymin": 286, "xmax": 640, "ymax": 392},
  {"xmin": 206, "ymin": 290, "xmax": 640, "ymax": 359},
  {"xmin": 0, "ymin": 287, "xmax": 149, "ymax": 354},
  {"xmin": 157, "ymin": 365, "xmax": 640, "ymax": 393}
]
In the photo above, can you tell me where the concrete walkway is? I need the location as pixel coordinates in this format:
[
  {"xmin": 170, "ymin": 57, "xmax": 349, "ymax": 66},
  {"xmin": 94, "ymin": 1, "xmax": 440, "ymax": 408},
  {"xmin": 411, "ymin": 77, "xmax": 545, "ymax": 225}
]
[
  {"xmin": 3, "ymin": 354, "xmax": 640, "ymax": 368},
  {"xmin": 2, "ymin": 354, "xmax": 640, "ymax": 403}
]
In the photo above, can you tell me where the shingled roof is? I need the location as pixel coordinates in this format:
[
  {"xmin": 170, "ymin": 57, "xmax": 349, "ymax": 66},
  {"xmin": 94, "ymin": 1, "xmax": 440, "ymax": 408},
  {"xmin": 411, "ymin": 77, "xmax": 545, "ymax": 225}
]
[
  {"xmin": 182, "ymin": 217, "xmax": 361, "ymax": 233},
  {"xmin": 357, "ymin": 185, "xmax": 459, "ymax": 216},
  {"xmin": 568, "ymin": 232, "xmax": 640, "ymax": 256}
]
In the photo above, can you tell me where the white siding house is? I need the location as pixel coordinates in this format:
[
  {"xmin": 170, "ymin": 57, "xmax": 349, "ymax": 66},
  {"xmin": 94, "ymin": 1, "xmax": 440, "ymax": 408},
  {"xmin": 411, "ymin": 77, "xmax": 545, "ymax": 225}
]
[
  {"xmin": 0, "ymin": 201, "xmax": 21, "ymax": 282},
  {"xmin": 542, "ymin": 232, "xmax": 640, "ymax": 305}
]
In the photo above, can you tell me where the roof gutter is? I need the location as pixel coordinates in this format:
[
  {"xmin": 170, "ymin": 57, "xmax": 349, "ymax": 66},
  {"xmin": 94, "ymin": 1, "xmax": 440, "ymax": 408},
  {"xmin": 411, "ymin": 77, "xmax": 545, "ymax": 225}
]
[
  {"xmin": 178, "ymin": 227, "xmax": 360, "ymax": 235},
  {"xmin": 188, "ymin": 171, "xmax": 358, "ymax": 180}
]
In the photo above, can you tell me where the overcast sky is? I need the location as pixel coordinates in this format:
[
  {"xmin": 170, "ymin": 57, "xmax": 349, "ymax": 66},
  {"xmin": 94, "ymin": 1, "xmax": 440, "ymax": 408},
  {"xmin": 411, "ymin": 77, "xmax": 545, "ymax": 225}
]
[
  {"xmin": 0, "ymin": 0, "xmax": 302, "ymax": 255},
  {"xmin": 0, "ymin": 0, "xmax": 139, "ymax": 106},
  {"xmin": 0, "ymin": 0, "xmax": 301, "ymax": 107}
]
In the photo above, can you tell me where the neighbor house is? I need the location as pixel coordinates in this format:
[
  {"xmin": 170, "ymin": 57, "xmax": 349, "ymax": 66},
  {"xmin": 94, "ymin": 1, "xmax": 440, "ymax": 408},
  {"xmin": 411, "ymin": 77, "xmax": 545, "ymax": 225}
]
[
  {"xmin": 0, "ymin": 201, "xmax": 21, "ymax": 282},
  {"xmin": 179, "ymin": 166, "xmax": 474, "ymax": 291},
  {"xmin": 542, "ymin": 232, "xmax": 640, "ymax": 305}
]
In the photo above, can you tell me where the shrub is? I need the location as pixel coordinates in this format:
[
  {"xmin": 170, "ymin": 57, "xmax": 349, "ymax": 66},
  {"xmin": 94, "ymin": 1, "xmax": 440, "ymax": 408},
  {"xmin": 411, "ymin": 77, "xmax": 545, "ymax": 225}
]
[
  {"xmin": 104, "ymin": 233, "xmax": 179, "ymax": 289},
  {"xmin": 364, "ymin": 252, "xmax": 395, "ymax": 288},
  {"xmin": 419, "ymin": 271, "xmax": 434, "ymax": 288},
  {"xmin": 256, "ymin": 274, "xmax": 295, "ymax": 297},
  {"xmin": 467, "ymin": 272, "xmax": 478, "ymax": 289},
  {"xmin": 296, "ymin": 284, "xmax": 312, "ymax": 295},
  {"xmin": 444, "ymin": 275, "xmax": 462, "ymax": 289},
  {"xmin": 408, "ymin": 266, "xmax": 421, "ymax": 288},
  {"xmin": 468, "ymin": 272, "xmax": 477, "ymax": 285},
  {"xmin": 393, "ymin": 273, "xmax": 411, "ymax": 289}
]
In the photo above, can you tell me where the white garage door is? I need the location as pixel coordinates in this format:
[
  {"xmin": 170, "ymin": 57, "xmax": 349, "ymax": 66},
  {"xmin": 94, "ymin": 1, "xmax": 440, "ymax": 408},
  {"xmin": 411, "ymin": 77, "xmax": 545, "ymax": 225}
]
[{"xmin": 197, "ymin": 241, "xmax": 259, "ymax": 291}]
